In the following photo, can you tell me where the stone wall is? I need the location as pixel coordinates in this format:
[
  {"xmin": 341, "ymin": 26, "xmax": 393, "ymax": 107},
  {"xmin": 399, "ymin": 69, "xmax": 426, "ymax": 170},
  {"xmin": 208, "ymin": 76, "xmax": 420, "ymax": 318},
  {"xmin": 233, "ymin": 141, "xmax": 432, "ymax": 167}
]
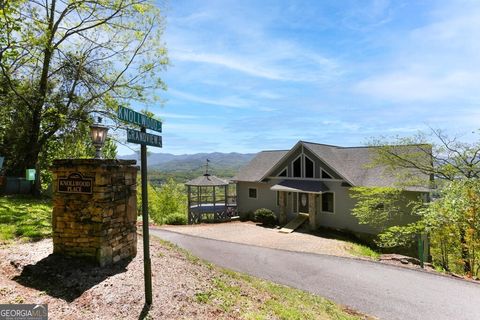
[{"xmin": 51, "ymin": 159, "xmax": 138, "ymax": 266}]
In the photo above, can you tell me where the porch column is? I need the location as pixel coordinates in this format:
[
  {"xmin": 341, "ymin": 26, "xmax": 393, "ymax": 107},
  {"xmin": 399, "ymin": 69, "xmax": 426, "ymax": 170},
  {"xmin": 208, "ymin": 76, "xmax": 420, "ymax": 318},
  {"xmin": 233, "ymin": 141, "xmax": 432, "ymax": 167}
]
[
  {"xmin": 279, "ymin": 191, "xmax": 287, "ymax": 225},
  {"xmin": 308, "ymin": 193, "xmax": 316, "ymax": 230}
]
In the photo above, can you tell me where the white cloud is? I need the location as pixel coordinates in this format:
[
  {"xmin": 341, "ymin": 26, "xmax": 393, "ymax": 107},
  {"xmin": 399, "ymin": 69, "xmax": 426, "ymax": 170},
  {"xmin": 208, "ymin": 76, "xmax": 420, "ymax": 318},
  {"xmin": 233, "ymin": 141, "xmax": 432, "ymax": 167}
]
[
  {"xmin": 157, "ymin": 112, "xmax": 199, "ymax": 119},
  {"xmin": 353, "ymin": 2, "xmax": 480, "ymax": 103},
  {"xmin": 168, "ymin": 88, "xmax": 252, "ymax": 108},
  {"xmin": 174, "ymin": 51, "xmax": 288, "ymax": 81},
  {"xmin": 354, "ymin": 70, "xmax": 480, "ymax": 102}
]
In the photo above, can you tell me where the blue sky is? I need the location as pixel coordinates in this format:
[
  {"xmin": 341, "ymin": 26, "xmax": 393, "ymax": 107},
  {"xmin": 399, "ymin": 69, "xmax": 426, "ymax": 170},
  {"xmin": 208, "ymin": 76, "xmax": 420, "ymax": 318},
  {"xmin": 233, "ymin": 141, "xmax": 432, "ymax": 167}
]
[{"xmin": 117, "ymin": 0, "xmax": 480, "ymax": 155}]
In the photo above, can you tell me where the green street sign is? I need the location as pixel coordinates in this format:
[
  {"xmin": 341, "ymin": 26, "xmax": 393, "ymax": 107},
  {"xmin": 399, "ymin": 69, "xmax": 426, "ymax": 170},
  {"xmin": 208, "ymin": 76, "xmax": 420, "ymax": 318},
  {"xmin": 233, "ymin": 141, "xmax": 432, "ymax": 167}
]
[
  {"xmin": 26, "ymin": 169, "xmax": 36, "ymax": 181},
  {"xmin": 117, "ymin": 106, "xmax": 162, "ymax": 132},
  {"xmin": 127, "ymin": 129, "xmax": 162, "ymax": 148}
]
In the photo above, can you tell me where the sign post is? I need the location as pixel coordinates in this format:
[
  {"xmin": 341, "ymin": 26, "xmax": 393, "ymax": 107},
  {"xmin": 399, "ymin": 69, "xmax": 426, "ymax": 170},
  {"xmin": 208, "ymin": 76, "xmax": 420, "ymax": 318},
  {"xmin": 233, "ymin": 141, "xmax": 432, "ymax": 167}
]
[
  {"xmin": 117, "ymin": 106, "xmax": 162, "ymax": 306},
  {"xmin": 140, "ymin": 126, "xmax": 153, "ymax": 305}
]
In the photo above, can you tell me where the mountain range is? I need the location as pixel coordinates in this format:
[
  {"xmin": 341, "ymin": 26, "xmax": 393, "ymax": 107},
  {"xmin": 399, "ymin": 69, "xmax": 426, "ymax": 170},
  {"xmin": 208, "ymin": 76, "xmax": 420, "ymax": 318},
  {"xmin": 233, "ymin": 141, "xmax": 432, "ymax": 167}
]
[{"xmin": 118, "ymin": 152, "xmax": 256, "ymax": 176}]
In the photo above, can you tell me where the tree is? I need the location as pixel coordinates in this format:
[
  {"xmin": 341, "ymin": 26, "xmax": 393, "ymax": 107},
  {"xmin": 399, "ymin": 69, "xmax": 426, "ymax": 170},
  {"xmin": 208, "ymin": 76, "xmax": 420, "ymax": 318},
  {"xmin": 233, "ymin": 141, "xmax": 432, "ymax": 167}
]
[
  {"xmin": 350, "ymin": 187, "xmax": 405, "ymax": 230},
  {"xmin": 0, "ymin": 0, "xmax": 168, "ymax": 193},
  {"xmin": 370, "ymin": 129, "xmax": 480, "ymax": 183},
  {"xmin": 138, "ymin": 179, "xmax": 188, "ymax": 225},
  {"xmin": 368, "ymin": 129, "xmax": 480, "ymax": 276}
]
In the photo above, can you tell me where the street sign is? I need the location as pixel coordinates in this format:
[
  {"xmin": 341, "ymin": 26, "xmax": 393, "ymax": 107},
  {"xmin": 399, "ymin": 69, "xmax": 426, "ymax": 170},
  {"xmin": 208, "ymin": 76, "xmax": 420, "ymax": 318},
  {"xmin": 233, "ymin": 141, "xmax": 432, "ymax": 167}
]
[
  {"xmin": 117, "ymin": 106, "xmax": 162, "ymax": 133},
  {"xmin": 117, "ymin": 106, "xmax": 163, "ymax": 306},
  {"xmin": 127, "ymin": 129, "xmax": 162, "ymax": 148}
]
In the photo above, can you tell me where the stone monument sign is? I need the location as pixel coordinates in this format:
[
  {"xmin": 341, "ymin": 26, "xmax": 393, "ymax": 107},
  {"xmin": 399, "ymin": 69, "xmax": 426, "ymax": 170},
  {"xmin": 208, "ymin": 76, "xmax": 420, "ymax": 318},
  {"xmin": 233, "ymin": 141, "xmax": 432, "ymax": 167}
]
[{"xmin": 51, "ymin": 159, "xmax": 138, "ymax": 266}]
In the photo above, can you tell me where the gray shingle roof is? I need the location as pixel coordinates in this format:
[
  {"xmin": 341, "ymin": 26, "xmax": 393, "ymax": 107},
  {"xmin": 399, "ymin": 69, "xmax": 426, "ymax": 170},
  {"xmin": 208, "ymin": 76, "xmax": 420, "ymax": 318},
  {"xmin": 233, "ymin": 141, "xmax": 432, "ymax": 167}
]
[
  {"xmin": 232, "ymin": 150, "xmax": 288, "ymax": 182},
  {"xmin": 185, "ymin": 174, "xmax": 229, "ymax": 186},
  {"xmin": 235, "ymin": 141, "xmax": 431, "ymax": 190}
]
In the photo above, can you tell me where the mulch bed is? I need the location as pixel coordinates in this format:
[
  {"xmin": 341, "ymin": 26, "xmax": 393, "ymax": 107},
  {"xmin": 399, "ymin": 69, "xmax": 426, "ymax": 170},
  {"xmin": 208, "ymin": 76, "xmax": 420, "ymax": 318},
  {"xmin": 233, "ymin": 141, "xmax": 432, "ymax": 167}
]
[{"xmin": 0, "ymin": 237, "xmax": 236, "ymax": 319}]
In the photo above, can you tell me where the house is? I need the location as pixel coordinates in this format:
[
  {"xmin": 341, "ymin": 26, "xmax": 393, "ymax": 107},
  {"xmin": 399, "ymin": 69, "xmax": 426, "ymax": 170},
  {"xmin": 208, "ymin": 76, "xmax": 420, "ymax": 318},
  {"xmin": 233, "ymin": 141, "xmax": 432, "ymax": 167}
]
[{"xmin": 233, "ymin": 141, "xmax": 430, "ymax": 236}]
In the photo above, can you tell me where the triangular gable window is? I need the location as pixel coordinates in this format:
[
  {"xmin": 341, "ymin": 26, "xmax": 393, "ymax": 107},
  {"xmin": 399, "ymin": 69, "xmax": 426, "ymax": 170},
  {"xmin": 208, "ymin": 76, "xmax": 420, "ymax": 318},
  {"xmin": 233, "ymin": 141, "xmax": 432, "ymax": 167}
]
[
  {"xmin": 305, "ymin": 156, "xmax": 314, "ymax": 178},
  {"xmin": 278, "ymin": 168, "xmax": 287, "ymax": 177},
  {"xmin": 322, "ymin": 170, "xmax": 332, "ymax": 179},
  {"xmin": 293, "ymin": 157, "xmax": 301, "ymax": 177}
]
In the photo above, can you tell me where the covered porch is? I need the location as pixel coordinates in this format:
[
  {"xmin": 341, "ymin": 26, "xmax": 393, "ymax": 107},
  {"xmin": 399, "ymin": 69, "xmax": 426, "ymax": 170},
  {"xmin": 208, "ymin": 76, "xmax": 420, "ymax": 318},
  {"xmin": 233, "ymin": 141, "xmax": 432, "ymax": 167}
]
[{"xmin": 270, "ymin": 180, "xmax": 329, "ymax": 230}]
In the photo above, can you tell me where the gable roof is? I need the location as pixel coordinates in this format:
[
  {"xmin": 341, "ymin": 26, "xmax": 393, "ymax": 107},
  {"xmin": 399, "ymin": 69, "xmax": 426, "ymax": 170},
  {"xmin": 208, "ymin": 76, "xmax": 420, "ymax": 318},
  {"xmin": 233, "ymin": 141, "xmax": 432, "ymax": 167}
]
[
  {"xmin": 232, "ymin": 150, "xmax": 288, "ymax": 182},
  {"xmin": 234, "ymin": 141, "xmax": 431, "ymax": 190},
  {"xmin": 186, "ymin": 174, "xmax": 229, "ymax": 186}
]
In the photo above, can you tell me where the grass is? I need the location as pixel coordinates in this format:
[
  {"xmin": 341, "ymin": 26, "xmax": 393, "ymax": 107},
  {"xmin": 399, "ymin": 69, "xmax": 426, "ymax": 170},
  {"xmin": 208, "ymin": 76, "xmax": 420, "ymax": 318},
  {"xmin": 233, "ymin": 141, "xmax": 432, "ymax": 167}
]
[
  {"xmin": 312, "ymin": 227, "xmax": 380, "ymax": 260},
  {"xmin": 194, "ymin": 268, "xmax": 369, "ymax": 320},
  {"xmin": 348, "ymin": 243, "xmax": 380, "ymax": 260},
  {"xmin": 157, "ymin": 238, "xmax": 370, "ymax": 320},
  {"xmin": 0, "ymin": 195, "xmax": 52, "ymax": 242}
]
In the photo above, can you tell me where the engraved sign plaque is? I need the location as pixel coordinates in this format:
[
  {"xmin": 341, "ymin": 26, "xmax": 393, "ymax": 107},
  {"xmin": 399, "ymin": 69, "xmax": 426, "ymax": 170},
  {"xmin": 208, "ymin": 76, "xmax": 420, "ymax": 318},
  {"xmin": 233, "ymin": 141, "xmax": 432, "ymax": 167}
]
[{"xmin": 58, "ymin": 173, "xmax": 93, "ymax": 194}]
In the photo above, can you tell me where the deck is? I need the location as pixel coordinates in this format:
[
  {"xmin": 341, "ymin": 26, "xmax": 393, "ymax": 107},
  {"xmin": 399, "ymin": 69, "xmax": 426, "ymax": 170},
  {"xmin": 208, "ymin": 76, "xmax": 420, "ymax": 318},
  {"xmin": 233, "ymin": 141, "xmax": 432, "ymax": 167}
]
[{"xmin": 188, "ymin": 203, "xmax": 237, "ymax": 223}]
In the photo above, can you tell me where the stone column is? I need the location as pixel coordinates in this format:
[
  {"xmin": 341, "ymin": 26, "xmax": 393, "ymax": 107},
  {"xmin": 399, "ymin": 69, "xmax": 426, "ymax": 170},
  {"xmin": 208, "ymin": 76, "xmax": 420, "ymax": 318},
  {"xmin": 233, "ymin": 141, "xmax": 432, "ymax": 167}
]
[
  {"xmin": 279, "ymin": 191, "xmax": 287, "ymax": 225},
  {"xmin": 308, "ymin": 193, "xmax": 316, "ymax": 230},
  {"xmin": 51, "ymin": 159, "xmax": 138, "ymax": 266}
]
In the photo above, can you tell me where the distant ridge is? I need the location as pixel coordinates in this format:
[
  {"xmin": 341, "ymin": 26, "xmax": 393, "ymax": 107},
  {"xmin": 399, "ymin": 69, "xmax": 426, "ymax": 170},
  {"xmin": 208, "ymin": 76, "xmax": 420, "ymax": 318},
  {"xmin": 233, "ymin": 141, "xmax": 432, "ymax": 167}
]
[{"xmin": 118, "ymin": 152, "xmax": 256, "ymax": 174}]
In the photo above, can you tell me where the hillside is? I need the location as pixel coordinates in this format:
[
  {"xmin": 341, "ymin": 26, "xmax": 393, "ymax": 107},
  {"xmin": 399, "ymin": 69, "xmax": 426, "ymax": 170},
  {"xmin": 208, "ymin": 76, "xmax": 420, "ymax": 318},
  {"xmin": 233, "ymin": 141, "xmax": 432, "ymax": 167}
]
[{"xmin": 118, "ymin": 152, "xmax": 256, "ymax": 183}]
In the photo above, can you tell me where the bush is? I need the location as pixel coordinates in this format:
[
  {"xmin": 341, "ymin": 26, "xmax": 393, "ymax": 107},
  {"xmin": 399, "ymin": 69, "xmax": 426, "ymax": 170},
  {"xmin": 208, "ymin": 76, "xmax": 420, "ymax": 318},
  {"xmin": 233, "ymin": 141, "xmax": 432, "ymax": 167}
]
[
  {"xmin": 254, "ymin": 208, "xmax": 276, "ymax": 226},
  {"xmin": 164, "ymin": 213, "xmax": 187, "ymax": 225},
  {"xmin": 240, "ymin": 210, "xmax": 254, "ymax": 222}
]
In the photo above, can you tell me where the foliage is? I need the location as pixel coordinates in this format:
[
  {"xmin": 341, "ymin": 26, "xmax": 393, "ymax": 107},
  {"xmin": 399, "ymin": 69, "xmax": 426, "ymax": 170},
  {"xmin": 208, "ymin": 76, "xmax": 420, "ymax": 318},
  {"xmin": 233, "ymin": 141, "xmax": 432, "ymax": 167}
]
[
  {"xmin": 0, "ymin": 195, "xmax": 52, "ymax": 241},
  {"xmin": 164, "ymin": 213, "xmax": 187, "ymax": 225},
  {"xmin": 370, "ymin": 129, "xmax": 480, "ymax": 185},
  {"xmin": 422, "ymin": 180, "xmax": 480, "ymax": 276},
  {"xmin": 347, "ymin": 243, "xmax": 381, "ymax": 260},
  {"xmin": 253, "ymin": 208, "xmax": 276, "ymax": 226},
  {"xmin": 377, "ymin": 222, "xmax": 424, "ymax": 248},
  {"xmin": 0, "ymin": 0, "xmax": 168, "ymax": 193},
  {"xmin": 350, "ymin": 187, "xmax": 406, "ymax": 229},
  {"xmin": 368, "ymin": 130, "xmax": 480, "ymax": 276},
  {"xmin": 138, "ymin": 178, "xmax": 188, "ymax": 225}
]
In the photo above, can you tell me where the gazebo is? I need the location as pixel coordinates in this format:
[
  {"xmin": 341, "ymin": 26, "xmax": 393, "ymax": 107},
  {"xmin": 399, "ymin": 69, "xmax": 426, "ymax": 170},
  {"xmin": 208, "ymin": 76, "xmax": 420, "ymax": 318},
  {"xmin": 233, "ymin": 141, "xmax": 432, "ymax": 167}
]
[{"xmin": 185, "ymin": 173, "xmax": 237, "ymax": 224}]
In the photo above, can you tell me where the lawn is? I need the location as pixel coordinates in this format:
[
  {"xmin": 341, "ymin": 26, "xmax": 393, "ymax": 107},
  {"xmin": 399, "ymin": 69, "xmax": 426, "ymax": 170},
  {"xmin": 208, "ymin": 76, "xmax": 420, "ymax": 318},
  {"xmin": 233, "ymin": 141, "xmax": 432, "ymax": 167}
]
[{"xmin": 0, "ymin": 196, "xmax": 52, "ymax": 241}]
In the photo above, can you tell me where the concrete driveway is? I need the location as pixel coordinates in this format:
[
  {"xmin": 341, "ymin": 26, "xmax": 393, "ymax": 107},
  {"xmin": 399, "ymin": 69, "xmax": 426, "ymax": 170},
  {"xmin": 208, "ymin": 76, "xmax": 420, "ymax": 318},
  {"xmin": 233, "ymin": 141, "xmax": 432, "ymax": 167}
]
[
  {"xmin": 159, "ymin": 221, "xmax": 356, "ymax": 257},
  {"xmin": 151, "ymin": 228, "xmax": 480, "ymax": 320}
]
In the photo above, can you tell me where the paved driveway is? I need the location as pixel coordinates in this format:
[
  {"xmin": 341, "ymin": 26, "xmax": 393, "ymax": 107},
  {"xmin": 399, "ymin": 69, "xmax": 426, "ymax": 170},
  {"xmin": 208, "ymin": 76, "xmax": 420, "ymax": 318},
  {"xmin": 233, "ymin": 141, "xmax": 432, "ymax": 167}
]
[{"xmin": 151, "ymin": 228, "xmax": 480, "ymax": 320}]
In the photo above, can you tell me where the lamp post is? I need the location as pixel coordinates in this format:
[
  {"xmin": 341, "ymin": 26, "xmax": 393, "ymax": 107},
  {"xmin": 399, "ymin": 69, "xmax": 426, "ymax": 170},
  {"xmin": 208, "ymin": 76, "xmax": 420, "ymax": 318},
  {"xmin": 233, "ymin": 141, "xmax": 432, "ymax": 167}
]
[{"xmin": 89, "ymin": 118, "xmax": 109, "ymax": 159}]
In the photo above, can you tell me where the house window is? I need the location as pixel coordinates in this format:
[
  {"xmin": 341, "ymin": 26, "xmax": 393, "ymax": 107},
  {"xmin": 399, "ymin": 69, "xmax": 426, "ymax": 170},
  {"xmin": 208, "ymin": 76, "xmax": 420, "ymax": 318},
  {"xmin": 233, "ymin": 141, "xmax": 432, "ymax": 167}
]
[
  {"xmin": 293, "ymin": 156, "xmax": 301, "ymax": 177},
  {"xmin": 305, "ymin": 156, "xmax": 314, "ymax": 178},
  {"xmin": 276, "ymin": 191, "xmax": 280, "ymax": 206},
  {"xmin": 248, "ymin": 188, "xmax": 257, "ymax": 199},
  {"xmin": 322, "ymin": 170, "xmax": 332, "ymax": 179},
  {"xmin": 322, "ymin": 192, "xmax": 334, "ymax": 213},
  {"xmin": 278, "ymin": 168, "xmax": 287, "ymax": 177}
]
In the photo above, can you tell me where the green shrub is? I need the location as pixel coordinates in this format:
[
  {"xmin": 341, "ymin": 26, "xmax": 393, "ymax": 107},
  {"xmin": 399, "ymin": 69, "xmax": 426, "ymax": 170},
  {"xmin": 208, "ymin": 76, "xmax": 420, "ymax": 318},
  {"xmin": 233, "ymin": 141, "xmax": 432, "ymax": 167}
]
[
  {"xmin": 164, "ymin": 213, "xmax": 187, "ymax": 225},
  {"xmin": 254, "ymin": 208, "xmax": 276, "ymax": 226},
  {"xmin": 240, "ymin": 210, "xmax": 254, "ymax": 222}
]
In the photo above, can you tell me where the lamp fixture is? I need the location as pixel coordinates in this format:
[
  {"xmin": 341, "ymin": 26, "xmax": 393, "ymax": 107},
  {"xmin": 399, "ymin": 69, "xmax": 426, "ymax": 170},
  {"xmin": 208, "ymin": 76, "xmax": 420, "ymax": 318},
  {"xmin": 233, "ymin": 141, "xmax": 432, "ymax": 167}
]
[{"xmin": 89, "ymin": 117, "xmax": 109, "ymax": 159}]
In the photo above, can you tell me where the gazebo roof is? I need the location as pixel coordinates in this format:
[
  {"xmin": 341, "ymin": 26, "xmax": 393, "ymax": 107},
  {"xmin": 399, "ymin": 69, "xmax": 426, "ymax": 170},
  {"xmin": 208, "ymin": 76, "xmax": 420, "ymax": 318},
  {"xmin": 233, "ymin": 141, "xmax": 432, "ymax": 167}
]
[{"xmin": 185, "ymin": 174, "xmax": 229, "ymax": 187}]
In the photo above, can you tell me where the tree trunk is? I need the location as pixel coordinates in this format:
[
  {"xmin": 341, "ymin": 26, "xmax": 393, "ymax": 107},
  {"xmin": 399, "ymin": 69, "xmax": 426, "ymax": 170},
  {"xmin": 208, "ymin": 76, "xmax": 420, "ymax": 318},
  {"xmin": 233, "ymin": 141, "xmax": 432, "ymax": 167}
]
[{"xmin": 459, "ymin": 229, "xmax": 472, "ymax": 275}]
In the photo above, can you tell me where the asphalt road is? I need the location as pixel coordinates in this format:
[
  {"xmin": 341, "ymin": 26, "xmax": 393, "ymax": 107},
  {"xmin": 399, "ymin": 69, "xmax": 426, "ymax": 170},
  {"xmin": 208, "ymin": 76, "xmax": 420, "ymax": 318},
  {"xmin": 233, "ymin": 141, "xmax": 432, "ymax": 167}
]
[{"xmin": 150, "ymin": 229, "xmax": 480, "ymax": 320}]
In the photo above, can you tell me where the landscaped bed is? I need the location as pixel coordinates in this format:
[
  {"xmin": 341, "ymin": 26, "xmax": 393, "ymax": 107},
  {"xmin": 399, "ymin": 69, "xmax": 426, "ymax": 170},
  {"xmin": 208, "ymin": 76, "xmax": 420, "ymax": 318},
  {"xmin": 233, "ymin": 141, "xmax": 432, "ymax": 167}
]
[{"xmin": 0, "ymin": 237, "xmax": 370, "ymax": 320}]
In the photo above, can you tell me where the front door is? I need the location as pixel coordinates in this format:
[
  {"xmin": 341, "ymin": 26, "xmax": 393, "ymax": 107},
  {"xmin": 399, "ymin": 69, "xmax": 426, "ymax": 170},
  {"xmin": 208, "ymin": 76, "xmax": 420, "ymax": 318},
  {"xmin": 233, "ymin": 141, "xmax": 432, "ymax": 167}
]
[{"xmin": 298, "ymin": 192, "xmax": 309, "ymax": 213}]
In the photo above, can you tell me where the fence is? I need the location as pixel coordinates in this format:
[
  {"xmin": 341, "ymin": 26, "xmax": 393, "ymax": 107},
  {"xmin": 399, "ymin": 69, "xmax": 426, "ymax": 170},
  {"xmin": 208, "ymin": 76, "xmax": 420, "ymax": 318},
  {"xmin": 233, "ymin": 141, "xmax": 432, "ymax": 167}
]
[{"xmin": 0, "ymin": 177, "xmax": 33, "ymax": 195}]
